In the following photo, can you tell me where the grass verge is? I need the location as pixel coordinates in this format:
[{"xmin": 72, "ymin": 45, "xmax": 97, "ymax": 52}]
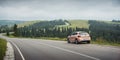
[
  {"xmin": 0, "ymin": 38, "xmax": 7, "ymax": 60},
  {"xmin": 91, "ymin": 38, "xmax": 120, "ymax": 47}
]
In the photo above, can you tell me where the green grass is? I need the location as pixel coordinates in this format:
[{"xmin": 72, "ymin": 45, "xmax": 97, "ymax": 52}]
[
  {"xmin": 55, "ymin": 20, "xmax": 89, "ymax": 28},
  {"xmin": 0, "ymin": 38, "xmax": 7, "ymax": 60},
  {"xmin": 3, "ymin": 33, "xmax": 16, "ymax": 38},
  {"xmin": 91, "ymin": 38, "xmax": 120, "ymax": 46},
  {"xmin": 7, "ymin": 35, "xmax": 16, "ymax": 38},
  {"xmin": 68, "ymin": 20, "xmax": 89, "ymax": 28}
]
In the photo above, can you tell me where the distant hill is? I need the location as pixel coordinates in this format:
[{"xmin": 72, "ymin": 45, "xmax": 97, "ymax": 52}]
[
  {"xmin": 0, "ymin": 20, "xmax": 25, "ymax": 26},
  {"xmin": 18, "ymin": 20, "xmax": 41, "ymax": 27},
  {"xmin": 17, "ymin": 20, "xmax": 90, "ymax": 28},
  {"xmin": 15, "ymin": 19, "xmax": 118, "ymax": 29},
  {"xmin": 68, "ymin": 20, "xmax": 89, "ymax": 28}
]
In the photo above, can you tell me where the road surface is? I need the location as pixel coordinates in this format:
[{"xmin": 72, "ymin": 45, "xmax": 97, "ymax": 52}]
[{"xmin": 0, "ymin": 34, "xmax": 120, "ymax": 60}]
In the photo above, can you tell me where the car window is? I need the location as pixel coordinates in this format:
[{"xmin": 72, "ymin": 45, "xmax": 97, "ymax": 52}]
[
  {"xmin": 72, "ymin": 32, "xmax": 77, "ymax": 35},
  {"xmin": 81, "ymin": 33, "xmax": 88, "ymax": 35}
]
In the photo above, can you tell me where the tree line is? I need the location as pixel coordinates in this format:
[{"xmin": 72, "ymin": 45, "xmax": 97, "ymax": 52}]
[
  {"xmin": 89, "ymin": 20, "xmax": 120, "ymax": 43},
  {"xmin": 16, "ymin": 20, "xmax": 88, "ymax": 38},
  {"xmin": 112, "ymin": 20, "xmax": 120, "ymax": 22}
]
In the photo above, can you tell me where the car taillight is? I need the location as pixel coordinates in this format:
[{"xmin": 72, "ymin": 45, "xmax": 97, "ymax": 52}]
[{"xmin": 78, "ymin": 36, "xmax": 81, "ymax": 37}]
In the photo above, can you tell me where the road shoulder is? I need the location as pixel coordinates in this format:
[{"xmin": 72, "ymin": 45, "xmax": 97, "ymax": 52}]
[{"xmin": 4, "ymin": 42, "xmax": 15, "ymax": 60}]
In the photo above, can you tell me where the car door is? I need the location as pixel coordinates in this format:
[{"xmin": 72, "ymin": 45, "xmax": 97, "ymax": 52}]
[{"xmin": 69, "ymin": 32, "xmax": 77, "ymax": 42}]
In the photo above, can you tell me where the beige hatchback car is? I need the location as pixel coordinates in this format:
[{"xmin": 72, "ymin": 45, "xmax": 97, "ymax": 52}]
[{"xmin": 67, "ymin": 31, "xmax": 91, "ymax": 44}]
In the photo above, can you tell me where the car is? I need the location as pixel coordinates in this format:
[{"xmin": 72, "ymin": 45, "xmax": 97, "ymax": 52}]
[{"xmin": 67, "ymin": 31, "xmax": 91, "ymax": 44}]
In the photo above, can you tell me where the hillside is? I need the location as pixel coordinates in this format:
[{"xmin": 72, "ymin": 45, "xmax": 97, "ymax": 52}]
[
  {"xmin": 18, "ymin": 20, "xmax": 40, "ymax": 27},
  {"xmin": 16, "ymin": 20, "xmax": 88, "ymax": 37},
  {"xmin": 15, "ymin": 19, "xmax": 119, "ymax": 29},
  {"xmin": 68, "ymin": 20, "xmax": 89, "ymax": 28}
]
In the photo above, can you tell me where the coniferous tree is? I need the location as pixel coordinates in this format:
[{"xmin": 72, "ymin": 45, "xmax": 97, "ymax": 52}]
[
  {"xmin": 6, "ymin": 30, "xmax": 9, "ymax": 36},
  {"xmin": 13, "ymin": 24, "xmax": 18, "ymax": 36}
]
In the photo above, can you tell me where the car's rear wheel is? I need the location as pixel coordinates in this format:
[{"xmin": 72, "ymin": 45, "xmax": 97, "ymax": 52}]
[
  {"xmin": 67, "ymin": 38, "xmax": 70, "ymax": 43},
  {"xmin": 87, "ymin": 41, "xmax": 90, "ymax": 44}
]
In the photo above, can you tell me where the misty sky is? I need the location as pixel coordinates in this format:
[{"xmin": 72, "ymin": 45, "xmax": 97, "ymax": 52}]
[{"xmin": 0, "ymin": 0, "xmax": 120, "ymax": 21}]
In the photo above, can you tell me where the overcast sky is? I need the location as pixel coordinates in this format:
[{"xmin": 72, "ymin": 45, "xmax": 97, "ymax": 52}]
[{"xmin": 0, "ymin": 0, "xmax": 120, "ymax": 21}]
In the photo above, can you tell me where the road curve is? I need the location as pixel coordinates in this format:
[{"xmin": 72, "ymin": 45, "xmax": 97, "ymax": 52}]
[{"xmin": 0, "ymin": 34, "xmax": 120, "ymax": 60}]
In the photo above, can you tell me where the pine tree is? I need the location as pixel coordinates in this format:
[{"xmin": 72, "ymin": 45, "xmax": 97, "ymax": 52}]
[
  {"xmin": 6, "ymin": 30, "xmax": 9, "ymax": 36},
  {"xmin": 13, "ymin": 24, "xmax": 18, "ymax": 36}
]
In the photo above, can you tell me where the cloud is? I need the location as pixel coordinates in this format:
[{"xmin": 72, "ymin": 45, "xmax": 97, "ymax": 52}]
[{"xmin": 0, "ymin": 0, "xmax": 120, "ymax": 20}]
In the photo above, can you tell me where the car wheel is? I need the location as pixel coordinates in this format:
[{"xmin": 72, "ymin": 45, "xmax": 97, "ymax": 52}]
[
  {"xmin": 75, "ymin": 39, "xmax": 79, "ymax": 44},
  {"xmin": 67, "ymin": 38, "xmax": 70, "ymax": 43},
  {"xmin": 87, "ymin": 41, "xmax": 90, "ymax": 44}
]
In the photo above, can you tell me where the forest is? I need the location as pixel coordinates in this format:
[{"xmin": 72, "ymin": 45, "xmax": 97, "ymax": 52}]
[
  {"xmin": 16, "ymin": 20, "xmax": 88, "ymax": 38},
  {"xmin": 89, "ymin": 20, "xmax": 120, "ymax": 43}
]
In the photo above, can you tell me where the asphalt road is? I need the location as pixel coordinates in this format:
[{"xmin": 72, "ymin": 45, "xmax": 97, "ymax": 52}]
[{"xmin": 0, "ymin": 34, "xmax": 120, "ymax": 60}]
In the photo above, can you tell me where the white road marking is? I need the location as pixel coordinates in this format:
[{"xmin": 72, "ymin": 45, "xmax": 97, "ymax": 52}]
[
  {"xmin": 10, "ymin": 41, "xmax": 25, "ymax": 60},
  {"xmin": 39, "ymin": 43, "xmax": 100, "ymax": 60}
]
